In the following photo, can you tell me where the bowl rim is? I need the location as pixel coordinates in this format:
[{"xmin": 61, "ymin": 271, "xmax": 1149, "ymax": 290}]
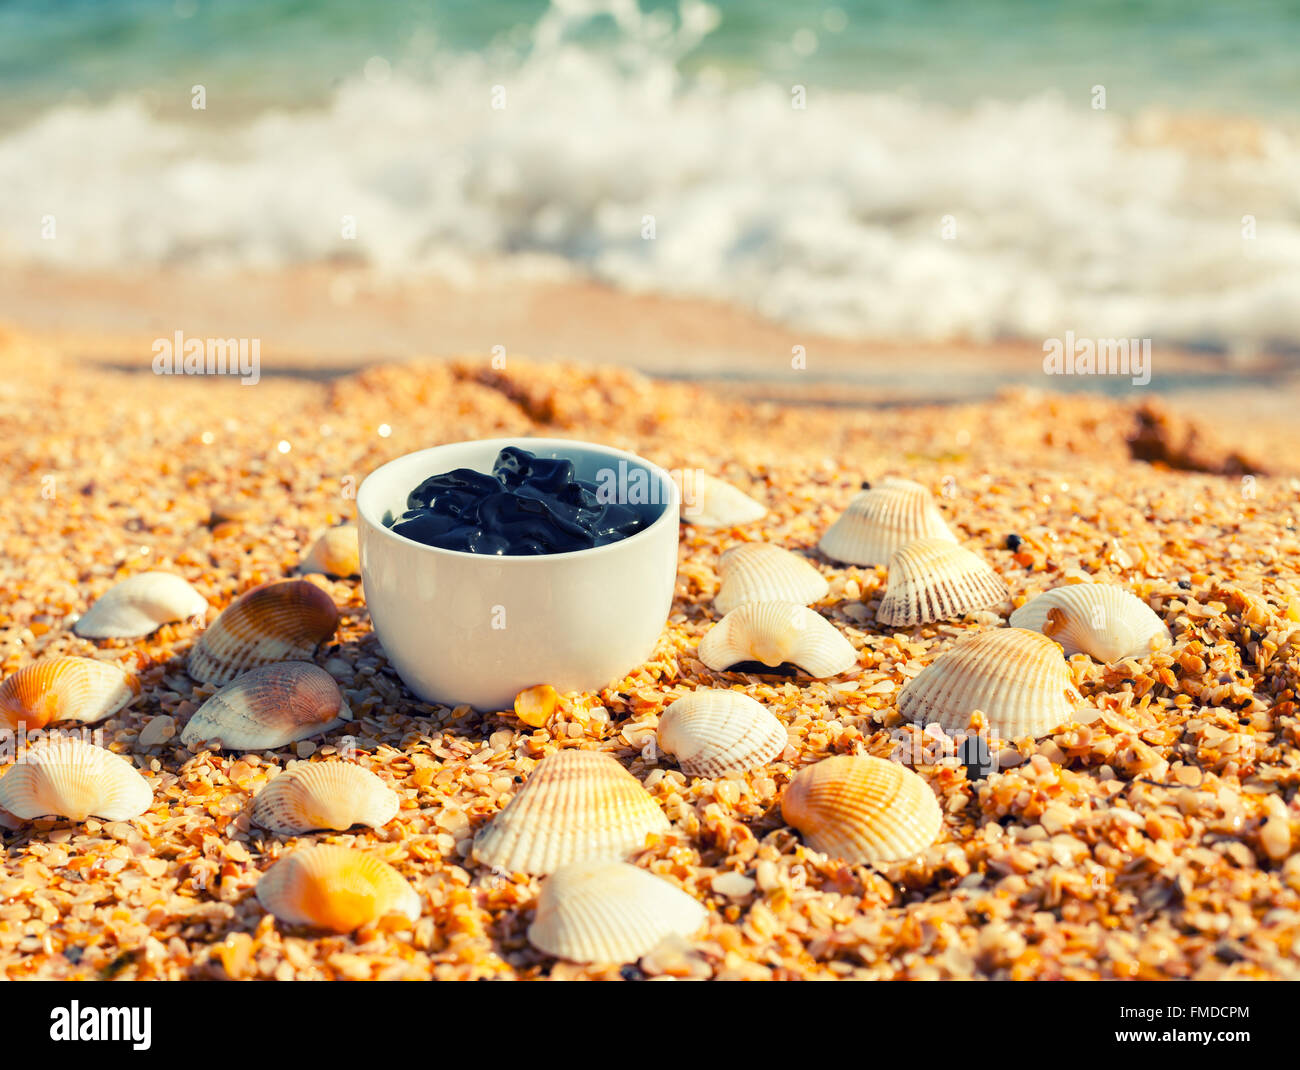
[{"xmin": 356, "ymin": 436, "xmax": 681, "ymax": 564}]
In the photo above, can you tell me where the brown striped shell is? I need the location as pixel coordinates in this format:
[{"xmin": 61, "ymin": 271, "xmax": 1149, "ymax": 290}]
[
  {"xmin": 181, "ymin": 661, "xmax": 352, "ymax": 751},
  {"xmin": 187, "ymin": 580, "xmax": 340, "ymax": 685}
]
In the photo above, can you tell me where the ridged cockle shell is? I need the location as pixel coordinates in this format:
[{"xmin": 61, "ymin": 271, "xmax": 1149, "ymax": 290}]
[
  {"xmin": 897, "ymin": 627, "xmax": 1082, "ymax": 739},
  {"xmin": 473, "ymin": 750, "xmax": 670, "ymax": 876},
  {"xmin": 876, "ymin": 537, "xmax": 1008, "ymax": 627},
  {"xmin": 528, "ymin": 861, "xmax": 708, "ymax": 964},
  {"xmin": 818, "ymin": 478, "xmax": 956, "ymax": 566},
  {"xmin": 256, "ymin": 845, "xmax": 420, "ymax": 933},
  {"xmin": 0, "ymin": 657, "xmax": 138, "ymax": 731},
  {"xmin": 781, "ymin": 754, "xmax": 941, "ymax": 864},
  {"xmin": 187, "ymin": 579, "xmax": 340, "ymax": 685}
]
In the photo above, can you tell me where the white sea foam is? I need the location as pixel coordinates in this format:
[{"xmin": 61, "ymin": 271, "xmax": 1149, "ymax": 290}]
[{"xmin": 1, "ymin": 0, "xmax": 1297, "ymax": 351}]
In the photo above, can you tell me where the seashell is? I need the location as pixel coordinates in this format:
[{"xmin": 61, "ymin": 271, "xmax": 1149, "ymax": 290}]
[
  {"xmin": 876, "ymin": 537, "xmax": 1009, "ymax": 627},
  {"xmin": 256, "ymin": 844, "xmax": 420, "ymax": 933},
  {"xmin": 0, "ymin": 657, "xmax": 138, "ymax": 731},
  {"xmin": 299, "ymin": 525, "xmax": 360, "ymax": 578},
  {"xmin": 181, "ymin": 661, "xmax": 352, "ymax": 751},
  {"xmin": 73, "ymin": 571, "xmax": 208, "ymax": 639},
  {"xmin": 818, "ymin": 478, "xmax": 956, "ymax": 566},
  {"xmin": 714, "ymin": 543, "xmax": 829, "ymax": 615},
  {"xmin": 1009, "ymin": 584, "xmax": 1173, "ymax": 662},
  {"xmin": 0, "ymin": 735, "xmax": 152, "ymax": 822},
  {"xmin": 677, "ymin": 471, "xmax": 766, "ymax": 528},
  {"xmin": 657, "ymin": 690, "xmax": 787, "ymax": 777},
  {"xmin": 897, "ymin": 627, "xmax": 1082, "ymax": 739},
  {"xmin": 473, "ymin": 750, "xmax": 669, "ymax": 875},
  {"xmin": 698, "ymin": 602, "xmax": 857, "ymax": 678},
  {"xmin": 781, "ymin": 754, "xmax": 941, "ymax": 865},
  {"xmin": 251, "ymin": 761, "xmax": 399, "ymax": 833},
  {"xmin": 187, "ymin": 580, "xmax": 340, "ymax": 685},
  {"xmin": 527, "ymin": 861, "xmax": 707, "ymax": 964}
]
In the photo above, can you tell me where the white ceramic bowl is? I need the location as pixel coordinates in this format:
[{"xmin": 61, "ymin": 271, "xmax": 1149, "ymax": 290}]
[{"xmin": 357, "ymin": 437, "xmax": 680, "ymax": 711}]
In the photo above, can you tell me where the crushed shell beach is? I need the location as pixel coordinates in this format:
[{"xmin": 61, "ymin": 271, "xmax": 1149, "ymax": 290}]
[{"xmin": 3, "ymin": 327, "xmax": 1300, "ymax": 980}]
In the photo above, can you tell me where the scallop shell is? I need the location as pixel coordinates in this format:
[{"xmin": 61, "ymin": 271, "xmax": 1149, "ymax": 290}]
[
  {"xmin": 256, "ymin": 844, "xmax": 420, "ymax": 933},
  {"xmin": 677, "ymin": 471, "xmax": 766, "ymax": 528},
  {"xmin": 876, "ymin": 538, "xmax": 1009, "ymax": 627},
  {"xmin": 0, "ymin": 657, "xmax": 138, "ymax": 731},
  {"xmin": 252, "ymin": 761, "xmax": 398, "ymax": 833},
  {"xmin": 1009, "ymin": 584, "xmax": 1173, "ymax": 662},
  {"xmin": 299, "ymin": 525, "xmax": 360, "ymax": 578},
  {"xmin": 781, "ymin": 754, "xmax": 941, "ymax": 864},
  {"xmin": 698, "ymin": 602, "xmax": 857, "ymax": 678},
  {"xmin": 181, "ymin": 661, "xmax": 352, "ymax": 751},
  {"xmin": 897, "ymin": 627, "xmax": 1082, "ymax": 739},
  {"xmin": 73, "ymin": 571, "xmax": 208, "ymax": 639},
  {"xmin": 187, "ymin": 580, "xmax": 340, "ymax": 685},
  {"xmin": 473, "ymin": 750, "xmax": 670, "ymax": 875},
  {"xmin": 714, "ymin": 543, "xmax": 829, "ymax": 615},
  {"xmin": 657, "ymin": 690, "xmax": 787, "ymax": 777},
  {"xmin": 527, "ymin": 861, "xmax": 708, "ymax": 964},
  {"xmin": 0, "ymin": 735, "xmax": 152, "ymax": 822},
  {"xmin": 818, "ymin": 478, "xmax": 956, "ymax": 566}
]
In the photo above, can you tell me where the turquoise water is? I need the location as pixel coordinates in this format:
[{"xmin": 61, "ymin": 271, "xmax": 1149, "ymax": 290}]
[
  {"xmin": 1, "ymin": 0, "xmax": 1298, "ymax": 351},
  {"xmin": 3, "ymin": 0, "xmax": 1298, "ymax": 117}
]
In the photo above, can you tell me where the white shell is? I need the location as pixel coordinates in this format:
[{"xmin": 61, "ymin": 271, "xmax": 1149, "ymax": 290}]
[
  {"xmin": 714, "ymin": 543, "xmax": 829, "ymax": 615},
  {"xmin": 299, "ymin": 525, "xmax": 360, "ymax": 578},
  {"xmin": 251, "ymin": 761, "xmax": 399, "ymax": 833},
  {"xmin": 677, "ymin": 471, "xmax": 766, "ymax": 528},
  {"xmin": 74, "ymin": 572, "xmax": 208, "ymax": 639},
  {"xmin": 818, "ymin": 479, "xmax": 956, "ymax": 566},
  {"xmin": 527, "ymin": 861, "xmax": 708, "ymax": 964},
  {"xmin": 1009, "ymin": 584, "xmax": 1173, "ymax": 662},
  {"xmin": 657, "ymin": 690, "xmax": 787, "ymax": 777},
  {"xmin": 473, "ymin": 750, "xmax": 670, "ymax": 876},
  {"xmin": 897, "ymin": 627, "xmax": 1082, "ymax": 740},
  {"xmin": 698, "ymin": 602, "xmax": 857, "ymax": 678},
  {"xmin": 877, "ymin": 538, "xmax": 1009, "ymax": 627},
  {"xmin": 0, "ymin": 735, "xmax": 152, "ymax": 822}
]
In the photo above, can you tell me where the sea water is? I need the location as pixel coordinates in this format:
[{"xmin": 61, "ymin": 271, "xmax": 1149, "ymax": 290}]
[{"xmin": 0, "ymin": 0, "xmax": 1297, "ymax": 353}]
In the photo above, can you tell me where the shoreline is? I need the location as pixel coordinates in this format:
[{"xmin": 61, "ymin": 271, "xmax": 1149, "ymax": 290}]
[{"xmin": 5, "ymin": 263, "xmax": 1295, "ymax": 408}]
